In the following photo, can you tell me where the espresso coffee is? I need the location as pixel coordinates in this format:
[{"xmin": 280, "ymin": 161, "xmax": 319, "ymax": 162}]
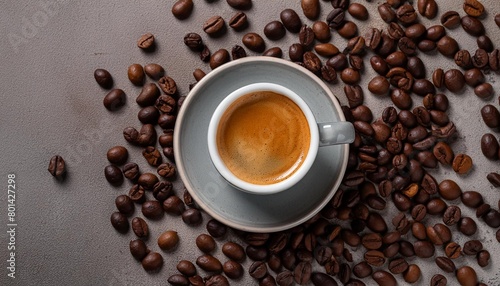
[{"xmin": 217, "ymin": 91, "xmax": 310, "ymax": 185}]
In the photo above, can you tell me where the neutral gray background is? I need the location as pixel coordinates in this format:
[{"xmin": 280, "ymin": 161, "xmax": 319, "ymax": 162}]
[{"xmin": 0, "ymin": 0, "xmax": 499, "ymax": 285}]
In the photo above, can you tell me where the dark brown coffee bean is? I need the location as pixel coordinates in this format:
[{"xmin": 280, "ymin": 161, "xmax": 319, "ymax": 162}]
[
  {"xmin": 167, "ymin": 274, "xmax": 189, "ymax": 286},
  {"xmin": 418, "ymin": 0, "xmax": 438, "ymax": 18},
  {"xmin": 311, "ymin": 272, "xmax": 337, "ymax": 286},
  {"xmin": 262, "ymin": 47, "xmax": 282, "ymax": 58},
  {"xmin": 481, "ymin": 104, "xmax": 500, "ymax": 128},
  {"xmin": 94, "ymin": 68, "xmax": 113, "ymax": 89},
  {"xmin": 110, "ymin": 211, "xmax": 129, "ymax": 233},
  {"xmin": 293, "ymin": 261, "xmax": 311, "ymax": 284},
  {"xmin": 115, "ymin": 195, "xmax": 134, "ymax": 215},
  {"xmin": 463, "ymin": 0, "xmax": 484, "ymax": 17},
  {"xmin": 229, "ymin": 12, "xmax": 248, "ymax": 30},
  {"xmin": 155, "ymin": 94, "xmax": 176, "ymax": 114},
  {"xmin": 142, "ymin": 200, "xmax": 163, "ymax": 220},
  {"xmin": 372, "ymin": 270, "xmax": 396, "ymax": 286},
  {"xmin": 461, "ymin": 191, "xmax": 484, "ymax": 208},
  {"xmin": 348, "ymin": 3, "xmax": 368, "ymax": 20},
  {"xmin": 427, "ymin": 25, "xmax": 446, "ymax": 41},
  {"xmin": 130, "ymin": 217, "xmax": 149, "ymax": 238},
  {"xmin": 444, "ymin": 69, "xmax": 465, "ymax": 92},
  {"xmin": 188, "ymin": 274, "xmax": 204, "ymax": 285},
  {"xmin": 474, "ymin": 83, "xmax": 493, "ymax": 99},
  {"xmin": 388, "ymin": 257, "xmax": 408, "ymax": 274},
  {"xmin": 199, "ymin": 45, "xmax": 211, "ymax": 62},
  {"xmin": 220, "ymin": 241, "xmax": 245, "ymax": 262},
  {"xmin": 458, "ymin": 216, "xmax": 477, "ymax": 236},
  {"xmin": 369, "ymin": 55, "xmax": 388, "ymax": 76},
  {"xmin": 280, "ymin": 9, "xmax": 302, "ymax": 33},
  {"xmin": 142, "ymin": 252, "xmax": 163, "ymax": 272},
  {"xmin": 264, "ymin": 21, "xmax": 286, "ymax": 41},
  {"xmin": 481, "ymin": 134, "xmax": 499, "ymax": 160},
  {"xmin": 405, "ymin": 23, "xmax": 425, "ymax": 40},
  {"xmin": 135, "ymin": 84, "xmax": 159, "ymax": 107},
  {"xmin": 142, "ymin": 146, "xmax": 162, "ymax": 167},
  {"xmin": 454, "ymin": 50, "xmax": 473, "ymax": 69},
  {"xmin": 438, "ymin": 179, "xmax": 462, "ymax": 200},
  {"xmin": 463, "ymin": 239, "xmax": 483, "ymax": 256},
  {"xmin": 228, "ymin": 45, "xmax": 245, "ymax": 60},
  {"xmin": 152, "ymin": 181, "xmax": 172, "ymax": 202},
  {"xmin": 347, "ymin": 36, "xmax": 365, "ymax": 55},
  {"xmin": 182, "ymin": 208, "xmax": 202, "ymax": 226},
  {"xmin": 172, "ymin": 0, "xmax": 193, "ymax": 20},
  {"xmin": 210, "ymin": 49, "xmax": 230, "ymax": 69},
  {"xmin": 286, "ymin": 43, "xmax": 304, "ymax": 62},
  {"xmin": 303, "ymin": 52, "xmax": 322, "ymax": 74},
  {"xmin": 398, "ymin": 37, "xmax": 416, "ymax": 55},
  {"xmin": 337, "ymin": 23, "xmax": 359, "ymax": 41},
  {"xmin": 341, "ymin": 68, "xmax": 360, "ymax": 85},
  {"xmin": 137, "ymin": 106, "xmax": 159, "ymax": 124},
  {"xmin": 242, "ymin": 33, "xmax": 265, "ymax": 52},
  {"xmin": 206, "ymin": 275, "xmax": 229, "ymax": 286},
  {"xmin": 397, "ymin": 4, "xmax": 417, "ymax": 25},
  {"xmin": 129, "ymin": 239, "xmax": 148, "ymax": 261},
  {"xmin": 203, "ymin": 16, "xmax": 226, "ymax": 36},
  {"xmin": 477, "ymin": 250, "xmax": 490, "ymax": 267},
  {"xmin": 388, "ymin": 89, "xmax": 410, "ymax": 110},
  {"xmin": 299, "ymin": 25, "xmax": 315, "ymax": 49},
  {"xmin": 48, "ymin": 155, "xmax": 66, "ymax": 178},
  {"xmin": 472, "ymin": 48, "xmax": 489, "ymax": 69},
  {"xmin": 487, "ymin": 172, "xmax": 500, "ymax": 187},
  {"xmin": 477, "ymin": 35, "xmax": 494, "ymax": 52},
  {"xmin": 443, "ymin": 242, "xmax": 462, "ymax": 259},
  {"xmin": 311, "ymin": 21, "xmax": 330, "ymax": 42},
  {"xmin": 484, "ymin": 209, "xmax": 500, "ymax": 227},
  {"xmin": 413, "ymin": 240, "xmax": 435, "ymax": 258},
  {"xmin": 137, "ymin": 173, "xmax": 159, "ymax": 189},
  {"xmin": 387, "ymin": 67, "xmax": 414, "ymax": 91},
  {"xmin": 204, "ymin": 219, "xmax": 226, "ymax": 239},
  {"xmin": 196, "ymin": 254, "xmax": 222, "ymax": 272},
  {"xmin": 490, "ymin": 49, "xmax": 500, "ymax": 71},
  {"xmin": 104, "ymin": 165, "xmax": 124, "ymax": 186},
  {"xmin": 352, "ymin": 261, "xmax": 372, "ymax": 279},
  {"xmin": 103, "ymin": 89, "xmax": 126, "ymax": 111},
  {"xmin": 128, "ymin": 64, "xmax": 145, "ymax": 86},
  {"xmin": 226, "ymin": 0, "xmax": 252, "ymax": 10},
  {"xmin": 430, "ymin": 274, "xmax": 447, "ymax": 286},
  {"xmin": 195, "ymin": 233, "xmax": 215, "ymax": 253},
  {"xmin": 456, "ymin": 266, "xmax": 478, "ymax": 286},
  {"xmin": 184, "ymin": 33, "xmax": 203, "ymax": 51},
  {"xmin": 441, "ymin": 11, "xmax": 460, "ymax": 29},
  {"xmin": 248, "ymin": 261, "xmax": 268, "ymax": 279},
  {"xmin": 276, "ymin": 270, "xmax": 294, "ymax": 286},
  {"xmin": 437, "ymin": 36, "xmax": 459, "ymax": 58},
  {"xmin": 378, "ymin": 3, "xmax": 396, "ymax": 23},
  {"xmin": 406, "ymin": 57, "xmax": 425, "ymax": 79},
  {"xmin": 221, "ymin": 260, "xmax": 243, "ymax": 279},
  {"xmin": 364, "ymin": 250, "xmax": 385, "ymax": 266},
  {"xmin": 327, "ymin": 8, "xmax": 345, "ymax": 29},
  {"xmin": 461, "ymin": 16, "xmax": 485, "ymax": 36},
  {"xmin": 435, "ymin": 256, "xmax": 455, "ymax": 273},
  {"xmin": 163, "ymin": 195, "xmax": 185, "ymax": 215}
]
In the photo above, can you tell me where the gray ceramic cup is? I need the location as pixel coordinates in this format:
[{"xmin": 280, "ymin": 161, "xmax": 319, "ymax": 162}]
[{"xmin": 207, "ymin": 82, "xmax": 355, "ymax": 195}]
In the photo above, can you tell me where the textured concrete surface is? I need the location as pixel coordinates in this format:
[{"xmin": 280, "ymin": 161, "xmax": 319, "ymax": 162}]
[{"xmin": 0, "ymin": 0, "xmax": 499, "ymax": 285}]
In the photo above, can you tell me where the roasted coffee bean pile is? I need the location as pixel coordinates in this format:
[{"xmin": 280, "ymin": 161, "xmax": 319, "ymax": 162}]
[{"xmin": 91, "ymin": 0, "xmax": 500, "ymax": 285}]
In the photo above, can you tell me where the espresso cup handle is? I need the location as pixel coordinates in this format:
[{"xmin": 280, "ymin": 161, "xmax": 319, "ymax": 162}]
[{"xmin": 318, "ymin": 122, "xmax": 355, "ymax": 147}]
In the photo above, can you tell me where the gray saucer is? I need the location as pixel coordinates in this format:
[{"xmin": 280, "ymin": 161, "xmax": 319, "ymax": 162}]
[{"xmin": 174, "ymin": 57, "xmax": 349, "ymax": 232}]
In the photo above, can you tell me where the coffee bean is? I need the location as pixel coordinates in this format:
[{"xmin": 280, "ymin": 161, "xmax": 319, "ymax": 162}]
[
  {"xmin": 280, "ymin": 9, "xmax": 302, "ymax": 33},
  {"xmin": 206, "ymin": 219, "xmax": 227, "ymax": 239},
  {"xmin": 474, "ymin": 82, "xmax": 493, "ymax": 99},
  {"xmin": 199, "ymin": 44, "xmax": 211, "ymax": 61},
  {"xmin": 276, "ymin": 270, "xmax": 294, "ymax": 286},
  {"xmin": 314, "ymin": 43, "xmax": 339, "ymax": 57},
  {"xmin": 456, "ymin": 266, "xmax": 477, "ymax": 286},
  {"xmin": 327, "ymin": 53, "xmax": 347, "ymax": 71},
  {"xmin": 437, "ymin": 36, "xmax": 459, "ymax": 57},
  {"xmin": 311, "ymin": 272, "xmax": 337, "ymax": 286},
  {"xmin": 142, "ymin": 63, "xmax": 164, "ymax": 80},
  {"xmin": 388, "ymin": 257, "xmax": 408, "ymax": 274},
  {"xmin": 463, "ymin": 0, "xmax": 484, "ymax": 17},
  {"xmin": 454, "ymin": 50, "xmax": 473, "ymax": 69},
  {"xmin": 157, "ymin": 230, "xmax": 179, "ymax": 251},
  {"xmin": 490, "ymin": 49, "xmax": 500, "ymax": 71},
  {"xmin": 487, "ymin": 172, "xmax": 500, "ymax": 187},
  {"xmin": 430, "ymin": 274, "xmax": 447, "ymax": 286},
  {"xmin": 228, "ymin": 12, "xmax": 248, "ymax": 30},
  {"xmin": 206, "ymin": 275, "xmax": 229, "ymax": 286},
  {"xmin": 220, "ymin": 242, "xmax": 245, "ymax": 262},
  {"xmin": 103, "ymin": 89, "xmax": 126, "ymax": 111},
  {"xmin": 303, "ymin": 52, "xmax": 322, "ymax": 74},
  {"xmin": 293, "ymin": 261, "xmax": 311, "ymax": 285},
  {"xmin": 477, "ymin": 35, "xmax": 493, "ymax": 52},
  {"xmin": 414, "ymin": 240, "xmax": 435, "ymax": 258},
  {"xmin": 104, "ymin": 165, "xmax": 123, "ymax": 186},
  {"xmin": 452, "ymin": 153, "xmax": 473, "ymax": 174},
  {"xmin": 209, "ymin": 49, "xmax": 230, "ymax": 70},
  {"xmin": 137, "ymin": 33, "xmax": 155, "ymax": 50},
  {"xmin": 435, "ymin": 256, "xmax": 456, "ymax": 273},
  {"xmin": 461, "ymin": 16, "xmax": 485, "ymax": 36},
  {"xmin": 242, "ymin": 32, "xmax": 265, "ymax": 52},
  {"xmin": 365, "ymin": 28, "xmax": 382, "ymax": 50},
  {"xmin": 444, "ymin": 69, "xmax": 465, "ymax": 92},
  {"xmin": 484, "ymin": 209, "xmax": 500, "ymax": 227},
  {"xmin": 142, "ymin": 200, "xmax": 163, "ymax": 220},
  {"xmin": 397, "ymin": 4, "xmax": 417, "ymax": 25},
  {"xmin": 248, "ymin": 261, "xmax": 268, "ymax": 279},
  {"xmin": 463, "ymin": 239, "xmax": 483, "ymax": 256},
  {"xmin": 481, "ymin": 104, "xmax": 500, "ymax": 128},
  {"xmin": 340, "ymin": 23, "xmax": 359, "ymax": 40},
  {"xmin": 167, "ymin": 274, "xmax": 189, "ymax": 286},
  {"xmin": 458, "ymin": 216, "xmax": 477, "ymax": 236},
  {"xmin": 411, "ymin": 222, "xmax": 427, "ymax": 240},
  {"xmin": 367, "ymin": 76, "xmax": 389, "ymax": 96},
  {"xmin": 138, "ymin": 172, "xmax": 159, "ymax": 190},
  {"xmin": 477, "ymin": 250, "xmax": 490, "ymax": 267},
  {"xmin": 264, "ymin": 21, "xmax": 286, "ymax": 40},
  {"xmin": 418, "ymin": 39, "xmax": 437, "ymax": 52},
  {"xmin": 203, "ymin": 16, "xmax": 226, "ymax": 36},
  {"xmin": 403, "ymin": 264, "xmax": 420, "ymax": 283},
  {"xmin": 152, "ymin": 181, "xmax": 172, "ymax": 202},
  {"xmin": 378, "ymin": 3, "xmax": 396, "ymax": 23},
  {"xmin": 229, "ymin": 45, "xmax": 246, "ymax": 60},
  {"xmin": 196, "ymin": 233, "xmax": 216, "ymax": 253},
  {"xmin": 348, "ymin": 3, "xmax": 368, "ymax": 21},
  {"xmin": 364, "ymin": 250, "xmax": 385, "ymax": 267},
  {"xmin": 301, "ymin": 0, "xmax": 320, "ymax": 20},
  {"xmin": 128, "ymin": 184, "xmax": 145, "ymax": 203},
  {"xmin": 181, "ymin": 208, "xmax": 202, "ymax": 226},
  {"xmin": 417, "ymin": 0, "xmax": 437, "ymax": 19},
  {"xmin": 341, "ymin": 68, "xmax": 360, "ymax": 85},
  {"xmin": 372, "ymin": 270, "xmax": 396, "ymax": 286},
  {"xmin": 130, "ymin": 217, "xmax": 148, "ymax": 238},
  {"xmin": 189, "ymin": 275, "xmax": 205, "ymax": 285},
  {"xmin": 226, "ymin": 0, "xmax": 251, "ymax": 10},
  {"xmin": 312, "ymin": 21, "xmax": 330, "ymax": 42},
  {"xmin": 137, "ymin": 106, "xmax": 160, "ymax": 124},
  {"xmin": 472, "ymin": 49, "xmax": 489, "ymax": 69},
  {"xmin": 440, "ymin": 11, "xmax": 460, "ymax": 29},
  {"xmin": 299, "ymin": 25, "xmax": 315, "ymax": 49},
  {"xmin": 221, "ymin": 260, "xmax": 243, "ymax": 279},
  {"xmin": 129, "ymin": 239, "xmax": 148, "ymax": 261},
  {"xmin": 196, "ymin": 254, "xmax": 222, "ymax": 272},
  {"xmin": 127, "ymin": 64, "xmax": 144, "ymax": 86},
  {"xmin": 172, "ymin": 0, "xmax": 193, "ymax": 20},
  {"xmin": 481, "ymin": 134, "xmax": 499, "ymax": 160},
  {"xmin": 47, "ymin": 155, "xmax": 66, "ymax": 178},
  {"xmin": 163, "ymin": 195, "xmax": 185, "ymax": 215},
  {"xmin": 110, "ymin": 211, "xmax": 129, "ymax": 233},
  {"xmin": 326, "ymin": 8, "xmax": 345, "ymax": 29},
  {"xmin": 159, "ymin": 130, "xmax": 174, "ymax": 148},
  {"xmin": 142, "ymin": 252, "xmax": 163, "ymax": 272},
  {"xmin": 94, "ymin": 68, "xmax": 113, "ymax": 89},
  {"xmin": 461, "ymin": 191, "xmax": 484, "ymax": 208},
  {"xmin": 115, "ymin": 195, "xmax": 134, "ymax": 216}
]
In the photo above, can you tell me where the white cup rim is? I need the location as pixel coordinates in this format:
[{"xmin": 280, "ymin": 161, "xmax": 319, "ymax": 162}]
[{"xmin": 207, "ymin": 82, "xmax": 320, "ymax": 195}]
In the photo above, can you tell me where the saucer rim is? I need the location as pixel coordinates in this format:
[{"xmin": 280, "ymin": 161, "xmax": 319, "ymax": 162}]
[{"xmin": 174, "ymin": 56, "xmax": 349, "ymax": 233}]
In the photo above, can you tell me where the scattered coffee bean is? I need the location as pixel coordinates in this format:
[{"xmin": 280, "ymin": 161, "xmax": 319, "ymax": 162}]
[
  {"xmin": 182, "ymin": 208, "xmax": 202, "ymax": 226},
  {"xmin": 210, "ymin": 49, "xmax": 230, "ymax": 69},
  {"xmin": 378, "ymin": 3, "xmax": 396, "ymax": 23},
  {"xmin": 458, "ymin": 216, "xmax": 477, "ymax": 236},
  {"xmin": 312, "ymin": 21, "xmax": 330, "ymax": 42},
  {"xmin": 48, "ymin": 155, "xmax": 66, "ymax": 178},
  {"xmin": 137, "ymin": 33, "xmax": 155, "ymax": 50},
  {"xmin": 94, "ymin": 68, "xmax": 113, "ymax": 89},
  {"xmin": 104, "ymin": 165, "xmax": 124, "ymax": 186},
  {"xmin": 477, "ymin": 250, "xmax": 490, "ymax": 267},
  {"xmin": 337, "ymin": 21, "xmax": 358, "ymax": 39},
  {"xmin": 138, "ymin": 172, "xmax": 159, "ymax": 190},
  {"xmin": 372, "ymin": 270, "xmax": 396, "ymax": 286},
  {"xmin": 157, "ymin": 230, "xmax": 179, "ymax": 251},
  {"xmin": 301, "ymin": 0, "xmax": 320, "ymax": 20},
  {"xmin": 456, "ymin": 266, "xmax": 477, "ymax": 286},
  {"xmin": 203, "ymin": 16, "xmax": 226, "ymax": 36},
  {"xmin": 228, "ymin": 12, "xmax": 248, "ymax": 31},
  {"xmin": 264, "ymin": 21, "xmax": 286, "ymax": 40},
  {"xmin": 437, "ymin": 36, "xmax": 459, "ymax": 58},
  {"xmin": 487, "ymin": 172, "xmax": 500, "ymax": 187},
  {"xmin": 226, "ymin": 0, "xmax": 252, "ymax": 10},
  {"xmin": 196, "ymin": 254, "xmax": 222, "ymax": 272},
  {"xmin": 131, "ymin": 217, "xmax": 149, "ymax": 238},
  {"xmin": 130, "ymin": 239, "xmax": 148, "ymax": 261},
  {"xmin": 280, "ymin": 9, "xmax": 302, "ymax": 33},
  {"xmin": 163, "ymin": 195, "xmax": 185, "ymax": 215},
  {"xmin": 441, "ymin": 11, "xmax": 461, "ymax": 29},
  {"xmin": 223, "ymin": 260, "xmax": 243, "ymax": 279},
  {"xmin": 326, "ymin": 8, "xmax": 345, "ymax": 29},
  {"xmin": 171, "ymin": 0, "xmax": 193, "ymax": 20},
  {"xmin": 481, "ymin": 104, "xmax": 500, "ymax": 128},
  {"xmin": 348, "ymin": 3, "xmax": 368, "ymax": 21},
  {"xmin": 103, "ymin": 89, "xmax": 126, "ymax": 111},
  {"xmin": 444, "ymin": 69, "xmax": 465, "ymax": 92},
  {"xmin": 110, "ymin": 211, "xmax": 129, "ymax": 233},
  {"xmin": 417, "ymin": 0, "xmax": 437, "ymax": 19},
  {"xmin": 436, "ymin": 256, "xmax": 456, "ymax": 273},
  {"xmin": 128, "ymin": 64, "xmax": 145, "ymax": 86},
  {"xmin": 461, "ymin": 16, "xmax": 485, "ymax": 36},
  {"xmin": 452, "ymin": 154, "xmax": 473, "ymax": 174},
  {"xmin": 463, "ymin": 0, "xmax": 484, "ymax": 17},
  {"xmin": 142, "ymin": 252, "xmax": 163, "ymax": 272},
  {"xmin": 142, "ymin": 200, "xmax": 164, "ymax": 220}
]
